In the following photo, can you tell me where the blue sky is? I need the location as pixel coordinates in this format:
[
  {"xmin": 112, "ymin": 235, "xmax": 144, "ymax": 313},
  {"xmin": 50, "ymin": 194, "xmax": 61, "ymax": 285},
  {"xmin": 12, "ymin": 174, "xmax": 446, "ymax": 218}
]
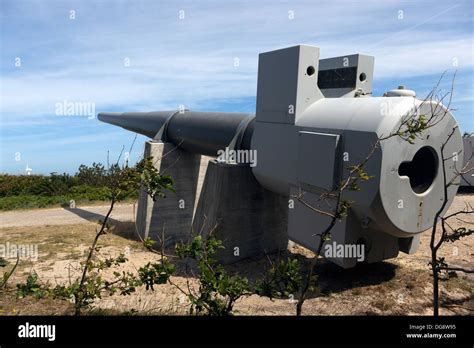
[{"xmin": 1, "ymin": 0, "xmax": 473, "ymax": 174}]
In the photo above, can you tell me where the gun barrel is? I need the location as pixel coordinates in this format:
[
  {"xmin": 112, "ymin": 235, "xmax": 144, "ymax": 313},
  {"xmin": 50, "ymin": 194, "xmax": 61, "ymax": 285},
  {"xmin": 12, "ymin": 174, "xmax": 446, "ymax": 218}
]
[{"xmin": 98, "ymin": 111, "xmax": 255, "ymax": 156}]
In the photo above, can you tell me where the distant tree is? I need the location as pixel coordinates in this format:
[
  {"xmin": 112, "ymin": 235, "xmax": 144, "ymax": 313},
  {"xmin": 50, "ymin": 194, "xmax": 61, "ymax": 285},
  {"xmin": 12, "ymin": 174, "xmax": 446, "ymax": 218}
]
[{"xmin": 76, "ymin": 162, "xmax": 108, "ymax": 187}]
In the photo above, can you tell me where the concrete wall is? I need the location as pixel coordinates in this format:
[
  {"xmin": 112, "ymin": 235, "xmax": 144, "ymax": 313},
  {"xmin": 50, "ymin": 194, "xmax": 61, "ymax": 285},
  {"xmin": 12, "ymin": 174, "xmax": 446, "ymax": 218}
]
[
  {"xmin": 136, "ymin": 140, "xmax": 211, "ymax": 245},
  {"xmin": 136, "ymin": 141, "xmax": 289, "ymax": 263},
  {"xmin": 193, "ymin": 161, "xmax": 289, "ymax": 263}
]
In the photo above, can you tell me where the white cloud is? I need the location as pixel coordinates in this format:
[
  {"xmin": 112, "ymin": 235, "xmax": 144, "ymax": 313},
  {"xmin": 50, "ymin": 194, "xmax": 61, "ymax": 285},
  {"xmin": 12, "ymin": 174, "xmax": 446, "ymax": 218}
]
[{"xmin": 1, "ymin": 0, "xmax": 472, "ymax": 122}]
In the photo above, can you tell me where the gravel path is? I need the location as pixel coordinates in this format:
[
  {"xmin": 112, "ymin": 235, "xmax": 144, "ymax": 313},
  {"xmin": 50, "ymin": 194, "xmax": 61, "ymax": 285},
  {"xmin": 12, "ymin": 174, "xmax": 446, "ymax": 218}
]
[{"xmin": 0, "ymin": 203, "xmax": 137, "ymax": 228}]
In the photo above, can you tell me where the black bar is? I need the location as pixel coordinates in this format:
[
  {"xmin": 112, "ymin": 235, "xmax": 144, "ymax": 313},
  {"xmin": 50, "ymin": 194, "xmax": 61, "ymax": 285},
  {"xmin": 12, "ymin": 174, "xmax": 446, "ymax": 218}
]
[{"xmin": 0, "ymin": 315, "xmax": 472, "ymax": 346}]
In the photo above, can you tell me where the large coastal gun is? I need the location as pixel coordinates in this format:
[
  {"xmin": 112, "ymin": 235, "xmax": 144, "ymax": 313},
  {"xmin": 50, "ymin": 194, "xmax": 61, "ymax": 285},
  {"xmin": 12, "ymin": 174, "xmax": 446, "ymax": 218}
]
[{"xmin": 99, "ymin": 45, "xmax": 462, "ymax": 268}]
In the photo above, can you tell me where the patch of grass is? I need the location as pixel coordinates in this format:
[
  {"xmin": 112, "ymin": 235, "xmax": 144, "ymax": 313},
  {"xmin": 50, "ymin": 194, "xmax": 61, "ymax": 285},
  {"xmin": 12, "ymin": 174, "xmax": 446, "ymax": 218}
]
[
  {"xmin": 0, "ymin": 195, "xmax": 71, "ymax": 210},
  {"xmin": 0, "ymin": 194, "xmax": 136, "ymax": 211},
  {"xmin": 443, "ymin": 275, "xmax": 473, "ymax": 293},
  {"xmin": 372, "ymin": 296, "xmax": 397, "ymax": 312},
  {"xmin": 0, "ymin": 289, "xmax": 73, "ymax": 315}
]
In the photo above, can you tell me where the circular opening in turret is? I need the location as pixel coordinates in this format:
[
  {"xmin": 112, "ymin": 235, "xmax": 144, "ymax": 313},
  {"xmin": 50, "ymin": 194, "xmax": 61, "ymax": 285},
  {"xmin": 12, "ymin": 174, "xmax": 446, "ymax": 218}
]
[
  {"xmin": 398, "ymin": 146, "xmax": 438, "ymax": 194},
  {"xmin": 306, "ymin": 66, "xmax": 315, "ymax": 76},
  {"xmin": 359, "ymin": 73, "xmax": 367, "ymax": 82}
]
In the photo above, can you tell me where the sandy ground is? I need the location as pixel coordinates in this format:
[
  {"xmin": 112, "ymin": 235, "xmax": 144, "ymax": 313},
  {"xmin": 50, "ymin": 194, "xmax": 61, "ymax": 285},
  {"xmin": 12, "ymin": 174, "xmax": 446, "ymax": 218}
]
[{"xmin": 0, "ymin": 195, "xmax": 472, "ymax": 316}]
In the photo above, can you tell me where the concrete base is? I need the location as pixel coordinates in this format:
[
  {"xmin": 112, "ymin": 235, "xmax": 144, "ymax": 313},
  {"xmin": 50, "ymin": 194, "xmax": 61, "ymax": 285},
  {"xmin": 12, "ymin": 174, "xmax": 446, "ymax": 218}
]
[
  {"xmin": 136, "ymin": 140, "xmax": 211, "ymax": 245},
  {"xmin": 193, "ymin": 161, "xmax": 289, "ymax": 263},
  {"xmin": 137, "ymin": 141, "xmax": 289, "ymax": 263}
]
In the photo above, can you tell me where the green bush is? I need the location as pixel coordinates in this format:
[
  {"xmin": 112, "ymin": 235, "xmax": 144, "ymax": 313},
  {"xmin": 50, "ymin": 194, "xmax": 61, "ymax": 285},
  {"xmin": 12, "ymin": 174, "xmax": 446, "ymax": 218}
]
[
  {"xmin": 0, "ymin": 195, "xmax": 69, "ymax": 210},
  {"xmin": 69, "ymin": 185, "xmax": 112, "ymax": 200},
  {"xmin": 175, "ymin": 235, "xmax": 251, "ymax": 315},
  {"xmin": 17, "ymin": 272, "xmax": 49, "ymax": 299},
  {"xmin": 255, "ymin": 257, "xmax": 303, "ymax": 299},
  {"xmin": 0, "ymin": 162, "xmax": 140, "ymax": 210}
]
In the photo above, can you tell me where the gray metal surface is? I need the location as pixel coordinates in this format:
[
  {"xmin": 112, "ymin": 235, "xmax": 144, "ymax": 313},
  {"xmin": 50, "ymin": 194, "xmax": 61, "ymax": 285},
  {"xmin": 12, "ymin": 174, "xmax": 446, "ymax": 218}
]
[
  {"xmin": 255, "ymin": 45, "xmax": 324, "ymax": 124},
  {"xmin": 98, "ymin": 111, "xmax": 254, "ymax": 156},
  {"xmin": 296, "ymin": 131, "xmax": 340, "ymax": 191}
]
